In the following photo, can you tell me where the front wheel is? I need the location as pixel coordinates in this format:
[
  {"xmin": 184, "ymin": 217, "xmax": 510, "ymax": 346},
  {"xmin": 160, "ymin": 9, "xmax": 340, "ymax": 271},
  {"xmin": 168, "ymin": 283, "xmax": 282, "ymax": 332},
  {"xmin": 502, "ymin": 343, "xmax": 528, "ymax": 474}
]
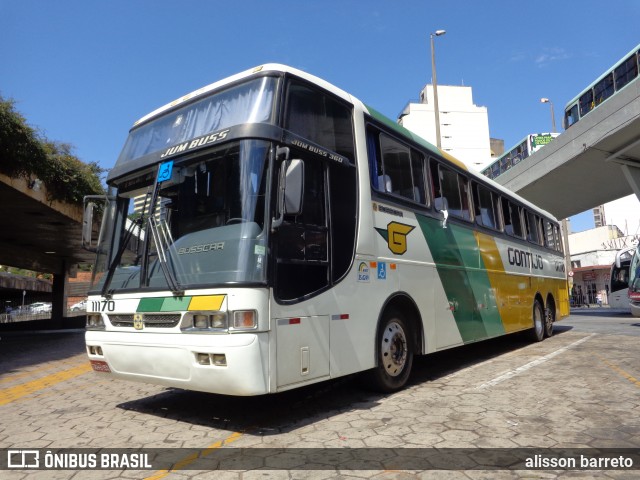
[{"xmin": 367, "ymin": 310, "xmax": 413, "ymax": 392}]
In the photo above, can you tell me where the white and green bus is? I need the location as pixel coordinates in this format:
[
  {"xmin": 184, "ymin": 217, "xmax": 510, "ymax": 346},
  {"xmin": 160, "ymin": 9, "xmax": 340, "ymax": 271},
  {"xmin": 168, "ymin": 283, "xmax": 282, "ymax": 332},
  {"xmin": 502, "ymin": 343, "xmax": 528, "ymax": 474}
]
[{"xmin": 84, "ymin": 64, "xmax": 569, "ymax": 395}]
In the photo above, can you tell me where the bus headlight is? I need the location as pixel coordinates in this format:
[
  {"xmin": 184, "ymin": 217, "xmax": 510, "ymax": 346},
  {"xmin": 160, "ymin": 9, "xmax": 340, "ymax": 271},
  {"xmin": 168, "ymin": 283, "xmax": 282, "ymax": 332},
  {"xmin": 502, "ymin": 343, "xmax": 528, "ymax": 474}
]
[
  {"xmin": 210, "ymin": 313, "xmax": 227, "ymax": 329},
  {"xmin": 232, "ymin": 310, "xmax": 257, "ymax": 330},
  {"xmin": 193, "ymin": 314, "xmax": 209, "ymax": 329},
  {"xmin": 183, "ymin": 312, "xmax": 228, "ymax": 331},
  {"xmin": 86, "ymin": 314, "xmax": 105, "ymax": 330}
]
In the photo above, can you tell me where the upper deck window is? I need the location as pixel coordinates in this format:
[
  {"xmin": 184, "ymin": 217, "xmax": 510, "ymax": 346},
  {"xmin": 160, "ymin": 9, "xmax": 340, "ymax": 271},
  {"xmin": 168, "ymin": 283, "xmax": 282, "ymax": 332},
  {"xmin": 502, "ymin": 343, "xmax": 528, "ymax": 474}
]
[
  {"xmin": 284, "ymin": 81, "xmax": 354, "ymax": 161},
  {"xmin": 116, "ymin": 76, "xmax": 277, "ymax": 167}
]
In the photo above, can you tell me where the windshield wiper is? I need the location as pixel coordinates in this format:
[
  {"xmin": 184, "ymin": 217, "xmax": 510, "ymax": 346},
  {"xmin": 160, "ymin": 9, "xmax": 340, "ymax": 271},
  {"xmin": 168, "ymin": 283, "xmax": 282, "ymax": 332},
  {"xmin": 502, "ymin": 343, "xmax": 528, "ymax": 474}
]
[
  {"xmin": 101, "ymin": 190, "xmax": 151, "ymax": 298},
  {"xmin": 148, "ymin": 215, "xmax": 184, "ymax": 296}
]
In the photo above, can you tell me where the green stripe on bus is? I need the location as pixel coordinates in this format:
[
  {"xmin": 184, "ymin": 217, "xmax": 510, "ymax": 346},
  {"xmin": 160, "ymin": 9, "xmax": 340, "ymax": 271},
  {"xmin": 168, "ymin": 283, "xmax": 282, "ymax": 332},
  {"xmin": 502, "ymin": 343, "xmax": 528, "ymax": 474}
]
[
  {"xmin": 137, "ymin": 297, "xmax": 193, "ymax": 312},
  {"xmin": 416, "ymin": 214, "xmax": 505, "ymax": 342},
  {"xmin": 161, "ymin": 296, "xmax": 192, "ymax": 311},
  {"xmin": 137, "ymin": 297, "xmax": 166, "ymax": 312}
]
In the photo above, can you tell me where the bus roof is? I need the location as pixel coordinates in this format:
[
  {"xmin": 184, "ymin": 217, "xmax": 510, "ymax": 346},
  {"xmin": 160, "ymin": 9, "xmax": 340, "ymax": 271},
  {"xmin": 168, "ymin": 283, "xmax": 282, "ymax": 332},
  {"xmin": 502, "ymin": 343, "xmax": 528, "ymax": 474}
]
[
  {"xmin": 132, "ymin": 63, "xmax": 357, "ymax": 129},
  {"xmin": 563, "ymin": 43, "xmax": 640, "ymax": 110}
]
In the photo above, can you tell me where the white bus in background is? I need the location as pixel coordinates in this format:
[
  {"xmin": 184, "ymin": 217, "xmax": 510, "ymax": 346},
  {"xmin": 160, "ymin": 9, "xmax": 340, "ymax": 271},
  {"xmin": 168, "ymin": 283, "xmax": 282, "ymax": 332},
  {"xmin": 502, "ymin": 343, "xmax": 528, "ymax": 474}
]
[
  {"xmin": 628, "ymin": 243, "xmax": 640, "ymax": 317},
  {"xmin": 609, "ymin": 247, "xmax": 634, "ymax": 309}
]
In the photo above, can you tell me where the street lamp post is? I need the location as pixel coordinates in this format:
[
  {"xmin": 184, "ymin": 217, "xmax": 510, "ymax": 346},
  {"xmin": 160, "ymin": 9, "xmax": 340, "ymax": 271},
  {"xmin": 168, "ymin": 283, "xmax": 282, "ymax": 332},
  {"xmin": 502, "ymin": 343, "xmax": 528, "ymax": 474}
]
[
  {"xmin": 430, "ymin": 29, "xmax": 446, "ymax": 149},
  {"xmin": 540, "ymin": 98, "xmax": 557, "ymax": 133}
]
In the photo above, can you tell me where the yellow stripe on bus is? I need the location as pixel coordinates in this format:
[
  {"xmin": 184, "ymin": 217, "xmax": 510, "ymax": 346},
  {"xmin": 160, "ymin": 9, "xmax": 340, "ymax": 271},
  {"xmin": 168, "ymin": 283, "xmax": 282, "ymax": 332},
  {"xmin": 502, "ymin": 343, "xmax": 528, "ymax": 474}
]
[
  {"xmin": 188, "ymin": 295, "xmax": 225, "ymax": 311},
  {"xmin": 474, "ymin": 231, "xmax": 524, "ymax": 332}
]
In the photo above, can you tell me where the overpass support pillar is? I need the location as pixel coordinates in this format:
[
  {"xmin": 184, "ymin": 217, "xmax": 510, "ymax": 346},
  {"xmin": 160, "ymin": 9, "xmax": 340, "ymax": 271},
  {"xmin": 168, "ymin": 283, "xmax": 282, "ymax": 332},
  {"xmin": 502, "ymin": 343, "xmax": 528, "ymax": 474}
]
[
  {"xmin": 620, "ymin": 164, "xmax": 640, "ymax": 202},
  {"xmin": 51, "ymin": 261, "xmax": 70, "ymax": 328}
]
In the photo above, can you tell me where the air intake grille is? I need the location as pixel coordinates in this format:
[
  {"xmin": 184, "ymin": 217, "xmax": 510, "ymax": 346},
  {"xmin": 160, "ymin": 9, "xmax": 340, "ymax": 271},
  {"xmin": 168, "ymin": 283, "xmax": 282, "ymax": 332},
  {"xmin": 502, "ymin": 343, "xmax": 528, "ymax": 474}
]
[{"xmin": 108, "ymin": 314, "xmax": 181, "ymax": 328}]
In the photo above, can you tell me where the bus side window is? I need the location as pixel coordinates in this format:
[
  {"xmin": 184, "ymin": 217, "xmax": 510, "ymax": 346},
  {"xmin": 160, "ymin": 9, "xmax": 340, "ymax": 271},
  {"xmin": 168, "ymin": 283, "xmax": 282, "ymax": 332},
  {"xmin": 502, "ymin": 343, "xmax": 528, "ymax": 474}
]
[
  {"xmin": 544, "ymin": 219, "xmax": 555, "ymax": 249},
  {"xmin": 594, "ymin": 73, "xmax": 614, "ymax": 105},
  {"xmin": 614, "ymin": 53, "xmax": 639, "ymax": 91},
  {"xmin": 379, "ymin": 134, "xmax": 413, "ymax": 200},
  {"xmin": 433, "ymin": 162, "xmax": 471, "ymax": 221},
  {"xmin": 525, "ymin": 210, "xmax": 542, "ymax": 245},
  {"xmin": 579, "ymin": 89, "xmax": 594, "ymax": 116},
  {"xmin": 411, "ymin": 150, "xmax": 428, "ymax": 205},
  {"xmin": 553, "ymin": 224, "xmax": 564, "ymax": 254},
  {"xmin": 564, "ymin": 104, "xmax": 579, "ymax": 128},
  {"xmin": 371, "ymin": 130, "xmax": 427, "ymax": 204},
  {"xmin": 473, "ymin": 182, "xmax": 500, "ymax": 230},
  {"xmin": 501, "ymin": 198, "xmax": 523, "ymax": 238}
]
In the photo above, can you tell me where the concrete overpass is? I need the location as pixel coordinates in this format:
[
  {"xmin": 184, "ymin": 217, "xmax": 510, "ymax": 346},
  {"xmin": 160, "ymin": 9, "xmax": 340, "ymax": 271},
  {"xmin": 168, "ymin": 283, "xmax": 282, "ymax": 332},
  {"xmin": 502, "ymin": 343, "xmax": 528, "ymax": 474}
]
[
  {"xmin": 496, "ymin": 80, "xmax": 640, "ymax": 219},
  {"xmin": 0, "ymin": 172, "xmax": 94, "ymax": 327}
]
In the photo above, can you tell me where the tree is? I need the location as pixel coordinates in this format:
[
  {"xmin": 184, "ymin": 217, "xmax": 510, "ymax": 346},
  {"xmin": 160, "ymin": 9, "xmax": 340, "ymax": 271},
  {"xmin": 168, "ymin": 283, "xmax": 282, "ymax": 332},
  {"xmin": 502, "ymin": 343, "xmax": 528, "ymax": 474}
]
[{"xmin": 0, "ymin": 95, "xmax": 105, "ymax": 203}]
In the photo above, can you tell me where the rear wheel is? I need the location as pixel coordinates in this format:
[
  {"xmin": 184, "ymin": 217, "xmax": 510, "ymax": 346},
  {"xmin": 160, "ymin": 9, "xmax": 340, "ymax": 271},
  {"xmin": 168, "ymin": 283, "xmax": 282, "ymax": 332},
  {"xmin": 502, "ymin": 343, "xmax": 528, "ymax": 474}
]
[
  {"xmin": 368, "ymin": 310, "xmax": 413, "ymax": 392},
  {"xmin": 530, "ymin": 299, "xmax": 545, "ymax": 342},
  {"xmin": 544, "ymin": 303, "xmax": 555, "ymax": 338}
]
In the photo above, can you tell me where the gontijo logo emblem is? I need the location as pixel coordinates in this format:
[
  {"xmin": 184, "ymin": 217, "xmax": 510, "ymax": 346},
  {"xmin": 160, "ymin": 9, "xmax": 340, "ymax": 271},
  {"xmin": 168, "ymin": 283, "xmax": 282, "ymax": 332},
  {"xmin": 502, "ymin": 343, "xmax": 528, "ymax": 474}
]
[{"xmin": 375, "ymin": 222, "xmax": 415, "ymax": 255}]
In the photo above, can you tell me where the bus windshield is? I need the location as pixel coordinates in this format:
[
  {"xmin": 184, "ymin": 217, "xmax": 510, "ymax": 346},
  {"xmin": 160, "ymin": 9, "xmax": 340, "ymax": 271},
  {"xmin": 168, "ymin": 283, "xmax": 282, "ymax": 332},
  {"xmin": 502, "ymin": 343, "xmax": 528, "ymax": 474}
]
[
  {"xmin": 91, "ymin": 139, "xmax": 270, "ymax": 294},
  {"xmin": 115, "ymin": 76, "xmax": 277, "ymax": 169}
]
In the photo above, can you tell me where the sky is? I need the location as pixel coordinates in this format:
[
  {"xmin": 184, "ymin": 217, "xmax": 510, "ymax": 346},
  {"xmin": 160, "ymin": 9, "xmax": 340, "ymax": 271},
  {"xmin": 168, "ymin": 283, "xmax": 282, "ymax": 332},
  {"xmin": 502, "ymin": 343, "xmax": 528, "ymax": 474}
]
[{"xmin": 2, "ymin": 0, "xmax": 640, "ymax": 233}]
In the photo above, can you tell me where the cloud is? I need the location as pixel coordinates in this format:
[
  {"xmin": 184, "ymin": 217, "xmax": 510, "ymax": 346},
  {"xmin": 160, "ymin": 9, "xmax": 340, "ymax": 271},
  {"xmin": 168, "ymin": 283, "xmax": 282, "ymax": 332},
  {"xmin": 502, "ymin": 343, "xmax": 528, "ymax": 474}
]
[{"xmin": 535, "ymin": 47, "xmax": 570, "ymax": 67}]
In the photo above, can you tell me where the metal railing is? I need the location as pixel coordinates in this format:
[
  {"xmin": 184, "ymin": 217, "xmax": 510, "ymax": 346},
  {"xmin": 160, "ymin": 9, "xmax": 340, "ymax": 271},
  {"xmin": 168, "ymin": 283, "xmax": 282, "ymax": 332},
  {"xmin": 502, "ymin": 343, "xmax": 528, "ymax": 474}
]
[{"xmin": 0, "ymin": 309, "xmax": 86, "ymax": 324}]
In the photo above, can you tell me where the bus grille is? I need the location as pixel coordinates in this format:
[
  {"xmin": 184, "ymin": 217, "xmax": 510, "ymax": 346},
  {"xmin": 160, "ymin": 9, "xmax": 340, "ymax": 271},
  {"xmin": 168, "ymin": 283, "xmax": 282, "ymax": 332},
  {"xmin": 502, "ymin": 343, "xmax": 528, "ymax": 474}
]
[{"xmin": 108, "ymin": 314, "xmax": 181, "ymax": 328}]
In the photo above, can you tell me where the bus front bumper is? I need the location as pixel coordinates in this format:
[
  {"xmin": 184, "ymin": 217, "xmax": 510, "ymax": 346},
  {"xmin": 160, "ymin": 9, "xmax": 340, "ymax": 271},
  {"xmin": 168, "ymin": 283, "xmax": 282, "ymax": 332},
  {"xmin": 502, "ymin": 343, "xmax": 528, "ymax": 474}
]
[{"xmin": 85, "ymin": 330, "xmax": 270, "ymax": 396}]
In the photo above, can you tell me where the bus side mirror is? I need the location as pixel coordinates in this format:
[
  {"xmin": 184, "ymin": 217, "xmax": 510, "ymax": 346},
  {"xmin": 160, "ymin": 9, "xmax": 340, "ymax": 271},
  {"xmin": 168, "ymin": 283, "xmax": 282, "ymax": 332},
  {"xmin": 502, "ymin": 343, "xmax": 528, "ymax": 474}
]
[
  {"xmin": 284, "ymin": 159, "xmax": 304, "ymax": 215},
  {"xmin": 272, "ymin": 159, "xmax": 304, "ymax": 231},
  {"xmin": 82, "ymin": 202, "xmax": 97, "ymax": 252},
  {"xmin": 82, "ymin": 195, "xmax": 107, "ymax": 252}
]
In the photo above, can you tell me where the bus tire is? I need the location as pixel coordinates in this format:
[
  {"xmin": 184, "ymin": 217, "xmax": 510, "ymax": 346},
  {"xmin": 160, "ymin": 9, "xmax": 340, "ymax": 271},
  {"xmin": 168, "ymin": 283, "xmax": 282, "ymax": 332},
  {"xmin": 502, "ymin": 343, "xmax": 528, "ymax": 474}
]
[
  {"xmin": 368, "ymin": 309, "xmax": 413, "ymax": 392},
  {"xmin": 530, "ymin": 299, "xmax": 545, "ymax": 342},
  {"xmin": 544, "ymin": 304, "xmax": 555, "ymax": 338}
]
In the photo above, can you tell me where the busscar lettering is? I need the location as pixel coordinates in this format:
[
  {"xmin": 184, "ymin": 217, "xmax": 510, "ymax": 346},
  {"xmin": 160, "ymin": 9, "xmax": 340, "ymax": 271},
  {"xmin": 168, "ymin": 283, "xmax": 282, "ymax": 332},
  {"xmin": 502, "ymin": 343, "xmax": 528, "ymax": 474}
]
[
  {"xmin": 507, "ymin": 247, "xmax": 544, "ymax": 270},
  {"xmin": 160, "ymin": 129, "xmax": 229, "ymax": 159},
  {"xmin": 178, "ymin": 242, "xmax": 225, "ymax": 255}
]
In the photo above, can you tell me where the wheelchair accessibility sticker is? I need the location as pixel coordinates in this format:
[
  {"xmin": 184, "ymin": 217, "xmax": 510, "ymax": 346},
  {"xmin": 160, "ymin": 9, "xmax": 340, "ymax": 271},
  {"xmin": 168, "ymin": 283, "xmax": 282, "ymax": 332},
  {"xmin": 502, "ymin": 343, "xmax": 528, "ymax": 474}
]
[{"xmin": 377, "ymin": 262, "xmax": 387, "ymax": 280}]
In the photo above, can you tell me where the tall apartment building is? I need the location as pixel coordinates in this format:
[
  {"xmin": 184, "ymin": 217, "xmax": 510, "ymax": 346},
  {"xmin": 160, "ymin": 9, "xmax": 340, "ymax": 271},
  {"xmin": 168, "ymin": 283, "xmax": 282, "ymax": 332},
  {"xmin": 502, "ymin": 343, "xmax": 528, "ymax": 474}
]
[
  {"xmin": 593, "ymin": 205, "xmax": 606, "ymax": 228},
  {"xmin": 398, "ymin": 84, "xmax": 492, "ymax": 171}
]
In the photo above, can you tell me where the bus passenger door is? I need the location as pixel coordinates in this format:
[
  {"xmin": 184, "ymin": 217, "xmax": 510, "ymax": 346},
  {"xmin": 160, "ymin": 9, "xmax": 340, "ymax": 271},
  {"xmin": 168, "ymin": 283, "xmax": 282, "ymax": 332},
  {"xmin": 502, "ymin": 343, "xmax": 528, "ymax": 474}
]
[{"xmin": 273, "ymin": 155, "xmax": 331, "ymax": 388}]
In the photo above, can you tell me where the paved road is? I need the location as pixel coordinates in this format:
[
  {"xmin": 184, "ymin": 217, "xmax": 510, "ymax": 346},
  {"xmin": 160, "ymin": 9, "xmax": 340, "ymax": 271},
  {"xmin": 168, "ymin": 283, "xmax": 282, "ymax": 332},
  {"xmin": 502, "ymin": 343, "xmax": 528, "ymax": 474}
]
[{"xmin": 1, "ymin": 310, "xmax": 639, "ymax": 479}]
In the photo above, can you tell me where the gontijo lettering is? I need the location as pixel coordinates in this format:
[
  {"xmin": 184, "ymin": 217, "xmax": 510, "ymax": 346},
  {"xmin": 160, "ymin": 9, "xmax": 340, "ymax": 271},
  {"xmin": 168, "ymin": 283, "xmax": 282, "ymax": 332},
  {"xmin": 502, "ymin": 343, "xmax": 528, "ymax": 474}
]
[{"xmin": 508, "ymin": 247, "xmax": 544, "ymax": 270}]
